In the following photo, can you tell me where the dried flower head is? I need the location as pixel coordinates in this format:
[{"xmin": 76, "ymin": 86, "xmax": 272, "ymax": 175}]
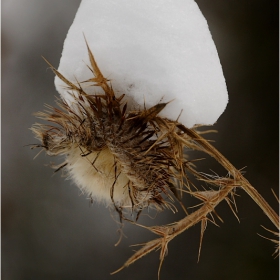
[{"xmin": 31, "ymin": 41, "xmax": 195, "ymax": 219}]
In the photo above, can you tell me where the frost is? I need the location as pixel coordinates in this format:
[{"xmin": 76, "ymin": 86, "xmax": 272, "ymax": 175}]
[{"xmin": 54, "ymin": 0, "xmax": 228, "ymax": 128}]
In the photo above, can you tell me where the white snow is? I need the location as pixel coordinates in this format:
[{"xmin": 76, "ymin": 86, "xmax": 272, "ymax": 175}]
[{"xmin": 55, "ymin": 0, "xmax": 228, "ymax": 128}]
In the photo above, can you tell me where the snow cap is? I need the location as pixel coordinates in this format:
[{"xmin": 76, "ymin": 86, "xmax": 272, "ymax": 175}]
[{"xmin": 55, "ymin": 0, "xmax": 228, "ymax": 128}]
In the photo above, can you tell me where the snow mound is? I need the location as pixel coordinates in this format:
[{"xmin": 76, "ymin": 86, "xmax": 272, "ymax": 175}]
[{"xmin": 55, "ymin": 0, "xmax": 228, "ymax": 128}]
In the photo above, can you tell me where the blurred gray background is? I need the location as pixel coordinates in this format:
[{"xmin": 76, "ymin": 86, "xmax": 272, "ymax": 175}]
[{"xmin": 2, "ymin": 1, "xmax": 278, "ymax": 279}]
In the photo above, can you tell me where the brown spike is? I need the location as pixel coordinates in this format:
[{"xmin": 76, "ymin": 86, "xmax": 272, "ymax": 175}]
[
  {"xmin": 140, "ymin": 103, "xmax": 167, "ymax": 122},
  {"xmin": 41, "ymin": 56, "xmax": 81, "ymax": 92},
  {"xmin": 197, "ymin": 218, "xmax": 207, "ymax": 262},
  {"xmin": 83, "ymin": 34, "xmax": 114, "ymax": 97},
  {"xmin": 111, "ymin": 239, "xmax": 162, "ymax": 275}
]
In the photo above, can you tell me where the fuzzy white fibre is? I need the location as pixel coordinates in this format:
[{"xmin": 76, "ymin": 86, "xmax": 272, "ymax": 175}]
[{"xmin": 66, "ymin": 146, "xmax": 131, "ymax": 207}]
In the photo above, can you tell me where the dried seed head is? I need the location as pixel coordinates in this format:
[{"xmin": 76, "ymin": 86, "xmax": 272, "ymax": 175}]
[{"xmin": 31, "ymin": 42, "xmax": 196, "ymax": 219}]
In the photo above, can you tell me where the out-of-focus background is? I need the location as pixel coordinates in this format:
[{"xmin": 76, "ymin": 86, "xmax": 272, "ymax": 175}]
[{"xmin": 2, "ymin": 1, "xmax": 278, "ymax": 279}]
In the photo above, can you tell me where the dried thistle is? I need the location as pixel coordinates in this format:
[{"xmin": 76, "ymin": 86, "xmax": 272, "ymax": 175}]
[
  {"xmin": 32, "ymin": 40, "xmax": 189, "ymax": 218},
  {"xmin": 31, "ymin": 41, "xmax": 279, "ymax": 278}
]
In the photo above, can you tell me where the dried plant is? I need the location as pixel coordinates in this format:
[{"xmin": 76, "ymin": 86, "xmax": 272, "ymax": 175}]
[{"xmin": 31, "ymin": 42, "xmax": 279, "ymax": 279}]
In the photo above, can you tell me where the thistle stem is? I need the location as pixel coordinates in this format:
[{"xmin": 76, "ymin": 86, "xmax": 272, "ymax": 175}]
[
  {"xmin": 165, "ymin": 184, "xmax": 235, "ymax": 237},
  {"xmin": 185, "ymin": 127, "xmax": 279, "ymax": 229},
  {"xmin": 241, "ymin": 181, "xmax": 279, "ymax": 229}
]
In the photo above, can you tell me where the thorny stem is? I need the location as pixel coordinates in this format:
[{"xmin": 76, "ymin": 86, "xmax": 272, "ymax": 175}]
[
  {"xmin": 184, "ymin": 128, "xmax": 279, "ymax": 229},
  {"xmin": 242, "ymin": 181, "xmax": 279, "ymax": 229},
  {"xmin": 164, "ymin": 185, "xmax": 235, "ymax": 237},
  {"xmin": 114, "ymin": 127, "xmax": 279, "ymax": 276}
]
